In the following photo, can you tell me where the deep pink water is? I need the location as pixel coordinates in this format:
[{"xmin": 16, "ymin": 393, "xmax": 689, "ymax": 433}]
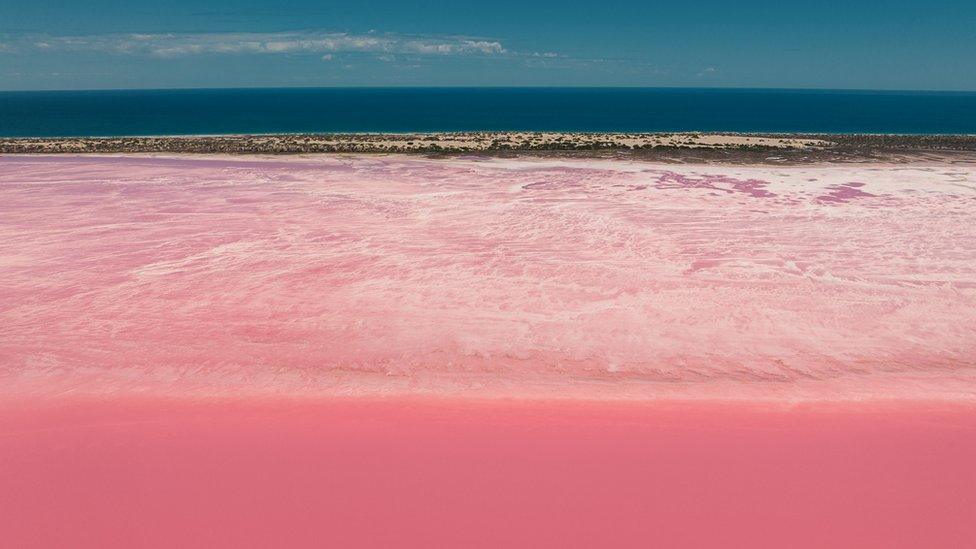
[
  {"xmin": 1, "ymin": 155, "xmax": 975, "ymax": 547},
  {"xmin": 2, "ymin": 398, "xmax": 975, "ymax": 548}
]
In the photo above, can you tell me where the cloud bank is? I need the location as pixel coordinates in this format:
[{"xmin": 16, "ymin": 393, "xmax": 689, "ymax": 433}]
[{"xmin": 12, "ymin": 31, "xmax": 508, "ymax": 58}]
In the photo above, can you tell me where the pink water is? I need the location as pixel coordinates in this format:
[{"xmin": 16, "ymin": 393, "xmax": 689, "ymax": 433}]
[
  {"xmin": 3, "ymin": 398, "xmax": 975, "ymax": 548},
  {"xmin": 1, "ymin": 155, "xmax": 975, "ymax": 547}
]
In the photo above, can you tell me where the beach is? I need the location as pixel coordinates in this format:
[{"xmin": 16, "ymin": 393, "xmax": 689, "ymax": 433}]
[{"xmin": 2, "ymin": 152, "xmax": 975, "ymax": 547}]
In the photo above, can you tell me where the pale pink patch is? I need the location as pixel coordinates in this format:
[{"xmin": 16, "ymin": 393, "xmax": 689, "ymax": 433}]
[{"xmin": 1, "ymin": 155, "xmax": 972, "ymax": 400}]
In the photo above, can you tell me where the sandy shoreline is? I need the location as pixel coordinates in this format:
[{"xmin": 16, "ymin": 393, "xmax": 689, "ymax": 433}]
[{"xmin": 4, "ymin": 132, "xmax": 976, "ymax": 164}]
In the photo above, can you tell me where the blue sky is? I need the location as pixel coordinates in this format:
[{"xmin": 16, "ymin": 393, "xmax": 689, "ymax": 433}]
[{"xmin": 1, "ymin": 0, "xmax": 974, "ymax": 90}]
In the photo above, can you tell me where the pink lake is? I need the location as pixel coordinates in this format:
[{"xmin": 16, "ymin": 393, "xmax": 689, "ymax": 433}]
[{"xmin": 1, "ymin": 155, "xmax": 975, "ymax": 547}]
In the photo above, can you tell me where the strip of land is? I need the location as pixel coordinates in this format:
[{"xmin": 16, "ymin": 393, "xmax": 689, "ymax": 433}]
[{"xmin": 3, "ymin": 132, "xmax": 976, "ymax": 163}]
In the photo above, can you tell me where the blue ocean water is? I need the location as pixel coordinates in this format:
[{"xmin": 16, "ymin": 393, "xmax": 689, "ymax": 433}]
[{"xmin": 1, "ymin": 87, "xmax": 974, "ymax": 137}]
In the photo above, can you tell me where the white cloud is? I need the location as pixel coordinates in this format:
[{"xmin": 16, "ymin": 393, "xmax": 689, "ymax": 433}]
[{"xmin": 12, "ymin": 31, "xmax": 509, "ymax": 58}]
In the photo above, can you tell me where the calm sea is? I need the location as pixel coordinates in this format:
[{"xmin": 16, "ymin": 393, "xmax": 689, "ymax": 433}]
[{"xmin": 1, "ymin": 87, "xmax": 974, "ymax": 137}]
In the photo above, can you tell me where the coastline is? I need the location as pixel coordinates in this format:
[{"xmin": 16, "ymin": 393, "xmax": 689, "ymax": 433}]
[{"xmin": 3, "ymin": 132, "xmax": 976, "ymax": 164}]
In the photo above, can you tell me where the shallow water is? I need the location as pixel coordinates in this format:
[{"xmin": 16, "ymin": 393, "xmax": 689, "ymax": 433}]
[
  {"xmin": 1, "ymin": 155, "xmax": 974, "ymax": 401},
  {"xmin": 3, "ymin": 154, "xmax": 976, "ymax": 547}
]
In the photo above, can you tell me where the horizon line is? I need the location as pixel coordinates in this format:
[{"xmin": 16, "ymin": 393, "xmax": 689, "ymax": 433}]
[{"xmin": 3, "ymin": 85, "xmax": 976, "ymax": 94}]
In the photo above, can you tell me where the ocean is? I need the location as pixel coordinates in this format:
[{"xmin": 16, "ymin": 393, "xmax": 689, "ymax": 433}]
[{"xmin": 1, "ymin": 87, "xmax": 975, "ymax": 137}]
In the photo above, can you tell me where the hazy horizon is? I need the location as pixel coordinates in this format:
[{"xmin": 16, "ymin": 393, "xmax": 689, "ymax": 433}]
[{"xmin": 5, "ymin": 85, "xmax": 976, "ymax": 93}]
